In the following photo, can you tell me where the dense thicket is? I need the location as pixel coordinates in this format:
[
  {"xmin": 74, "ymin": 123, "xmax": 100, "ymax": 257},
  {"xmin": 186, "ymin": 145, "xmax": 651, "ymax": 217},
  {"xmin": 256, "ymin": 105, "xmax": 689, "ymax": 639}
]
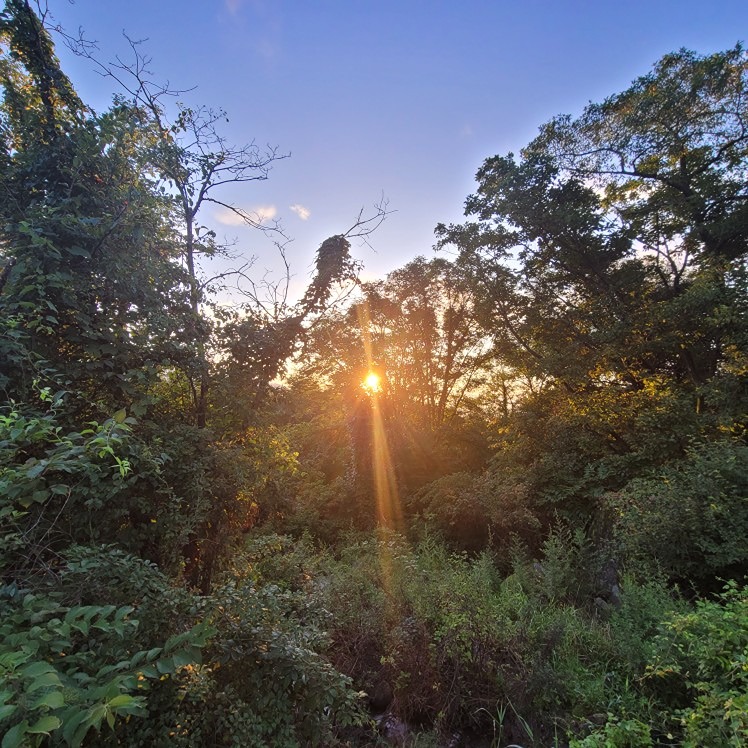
[{"xmin": 1, "ymin": 3, "xmax": 747, "ymax": 746}]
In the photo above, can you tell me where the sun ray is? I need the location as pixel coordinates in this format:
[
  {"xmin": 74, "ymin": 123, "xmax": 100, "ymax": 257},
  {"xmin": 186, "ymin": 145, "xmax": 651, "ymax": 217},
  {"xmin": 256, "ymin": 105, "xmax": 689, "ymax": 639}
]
[{"xmin": 355, "ymin": 303, "xmax": 403, "ymax": 532}]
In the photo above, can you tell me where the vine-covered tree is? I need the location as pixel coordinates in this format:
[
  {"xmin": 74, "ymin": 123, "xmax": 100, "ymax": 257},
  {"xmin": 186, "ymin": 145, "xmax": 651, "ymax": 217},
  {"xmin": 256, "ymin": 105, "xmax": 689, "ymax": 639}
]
[{"xmin": 0, "ymin": 0, "xmax": 194, "ymax": 415}]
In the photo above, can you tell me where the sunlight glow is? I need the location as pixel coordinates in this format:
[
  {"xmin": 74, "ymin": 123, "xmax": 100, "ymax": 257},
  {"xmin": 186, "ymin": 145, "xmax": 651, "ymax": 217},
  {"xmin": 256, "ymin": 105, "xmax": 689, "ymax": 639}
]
[
  {"xmin": 356, "ymin": 304, "xmax": 402, "ymax": 535},
  {"xmin": 362, "ymin": 371, "xmax": 382, "ymax": 394}
]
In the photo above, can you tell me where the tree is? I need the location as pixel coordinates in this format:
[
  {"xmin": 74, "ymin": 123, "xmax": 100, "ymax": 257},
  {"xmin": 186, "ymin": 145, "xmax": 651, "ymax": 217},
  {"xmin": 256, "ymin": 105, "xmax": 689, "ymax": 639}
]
[
  {"xmin": 0, "ymin": 0, "xmax": 194, "ymax": 416},
  {"xmin": 61, "ymin": 35, "xmax": 287, "ymax": 428},
  {"xmin": 441, "ymin": 46, "xmax": 748, "ymax": 394},
  {"xmin": 293, "ymin": 256, "xmax": 492, "ymax": 503},
  {"xmin": 304, "ymin": 257, "xmax": 489, "ymax": 428},
  {"xmin": 437, "ymin": 46, "xmax": 748, "ymax": 531},
  {"xmin": 66, "ymin": 35, "xmax": 389, "ymax": 432},
  {"xmin": 0, "ymin": 0, "xmax": 386, "ymax": 590}
]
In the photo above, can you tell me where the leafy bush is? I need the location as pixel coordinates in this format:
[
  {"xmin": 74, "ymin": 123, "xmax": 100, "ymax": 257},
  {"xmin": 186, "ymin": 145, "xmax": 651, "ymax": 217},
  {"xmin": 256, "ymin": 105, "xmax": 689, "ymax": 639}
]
[
  {"xmin": 645, "ymin": 580, "xmax": 748, "ymax": 747},
  {"xmin": 0, "ymin": 394, "xmax": 134, "ymax": 570},
  {"xmin": 318, "ymin": 532, "xmax": 620, "ymax": 744},
  {"xmin": 408, "ymin": 471, "xmax": 541, "ymax": 552},
  {"xmin": 609, "ymin": 574, "xmax": 685, "ymax": 676},
  {"xmin": 0, "ymin": 575, "xmax": 211, "ymax": 747},
  {"xmin": 606, "ymin": 439, "xmax": 748, "ymax": 586},
  {"xmin": 0, "ymin": 392, "xmax": 199, "ymax": 579},
  {"xmin": 574, "ymin": 580, "xmax": 748, "ymax": 747},
  {"xmin": 569, "ymin": 717, "xmax": 653, "ymax": 748},
  {"xmin": 107, "ymin": 539, "xmax": 367, "ymax": 748}
]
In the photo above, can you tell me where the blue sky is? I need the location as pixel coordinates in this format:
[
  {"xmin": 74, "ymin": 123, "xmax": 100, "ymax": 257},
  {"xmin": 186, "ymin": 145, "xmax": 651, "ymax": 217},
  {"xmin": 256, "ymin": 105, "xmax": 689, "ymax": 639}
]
[{"xmin": 48, "ymin": 0, "xmax": 748, "ymax": 298}]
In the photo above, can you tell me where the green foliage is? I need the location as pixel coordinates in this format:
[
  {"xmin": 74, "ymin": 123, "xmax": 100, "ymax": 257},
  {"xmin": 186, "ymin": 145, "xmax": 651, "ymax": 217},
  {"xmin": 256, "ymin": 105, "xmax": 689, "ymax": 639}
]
[
  {"xmin": 210, "ymin": 577, "xmax": 366, "ymax": 745},
  {"xmin": 112, "ymin": 539, "xmax": 367, "ymax": 748},
  {"xmin": 0, "ymin": 572, "xmax": 211, "ymax": 747},
  {"xmin": 0, "ymin": 534, "xmax": 365, "ymax": 748},
  {"xmin": 0, "ymin": 88, "xmax": 194, "ymax": 413},
  {"xmin": 607, "ymin": 439, "xmax": 748, "ymax": 583},
  {"xmin": 571, "ymin": 581, "xmax": 748, "ymax": 747},
  {"xmin": 569, "ymin": 717, "xmax": 653, "ymax": 748},
  {"xmin": 57, "ymin": 545, "xmax": 197, "ymax": 647},
  {"xmin": 3, "ymin": 7, "xmax": 748, "ymax": 745},
  {"xmin": 0, "ymin": 392, "xmax": 126, "ymax": 564},
  {"xmin": 267, "ymin": 531, "xmax": 744, "ymax": 746},
  {"xmin": 436, "ymin": 44, "xmax": 748, "ymax": 538},
  {"xmin": 408, "ymin": 471, "xmax": 540, "ymax": 552},
  {"xmin": 319, "ymin": 532, "xmax": 619, "ymax": 743},
  {"xmin": 645, "ymin": 580, "xmax": 748, "ymax": 747},
  {"xmin": 0, "ymin": 392, "xmax": 194, "ymax": 576},
  {"xmin": 609, "ymin": 575, "xmax": 686, "ymax": 676}
]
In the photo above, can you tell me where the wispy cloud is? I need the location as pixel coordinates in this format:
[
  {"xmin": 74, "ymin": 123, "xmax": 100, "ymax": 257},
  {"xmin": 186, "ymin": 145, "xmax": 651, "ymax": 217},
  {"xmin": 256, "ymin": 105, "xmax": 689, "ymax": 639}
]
[
  {"xmin": 225, "ymin": 0, "xmax": 243, "ymax": 15},
  {"xmin": 215, "ymin": 205, "xmax": 278, "ymax": 226},
  {"xmin": 254, "ymin": 38, "xmax": 280, "ymax": 62},
  {"xmin": 460, "ymin": 123, "xmax": 474, "ymax": 138},
  {"xmin": 290, "ymin": 203, "xmax": 311, "ymax": 221}
]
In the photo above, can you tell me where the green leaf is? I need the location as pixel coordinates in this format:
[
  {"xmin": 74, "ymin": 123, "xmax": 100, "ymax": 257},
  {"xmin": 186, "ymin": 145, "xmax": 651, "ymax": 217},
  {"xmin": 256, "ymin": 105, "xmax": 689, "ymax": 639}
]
[
  {"xmin": 28, "ymin": 671, "xmax": 62, "ymax": 693},
  {"xmin": 72, "ymin": 620, "xmax": 89, "ymax": 636},
  {"xmin": 30, "ymin": 690, "xmax": 64, "ymax": 710},
  {"xmin": 19, "ymin": 661, "xmax": 55, "ymax": 678},
  {"xmin": 65, "ymin": 246, "xmax": 91, "ymax": 259},
  {"xmin": 171, "ymin": 649, "xmax": 198, "ymax": 669},
  {"xmin": 26, "ymin": 714, "xmax": 61, "ymax": 734},
  {"xmin": 87, "ymin": 703, "xmax": 106, "ymax": 729},
  {"xmin": 61, "ymin": 709, "xmax": 89, "ymax": 746},
  {"xmin": 155, "ymin": 656, "xmax": 174, "ymax": 674},
  {"xmin": 31, "ymin": 489, "xmax": 49, "ymax": 504},
  {"xmin": 0, "ymin": 704, "xmax": 17, "ymax": 721},
  {"xmin": 101, "ymin": 682, "xmax": 121, "ymax": 701},
  {"xmin": 24, "ymin": 462, "xmax": 45, "ymax": 480},
  {"xmin": 113, "ymin": 409, "xmax": 127, "ymax": 424},
  {"xmin": 106, "ymin": 694, "xmax": 135, "ymax": 708},
  {"xmin": 1, "ymin": 721, "xmax": 28, "ymax": 748}
]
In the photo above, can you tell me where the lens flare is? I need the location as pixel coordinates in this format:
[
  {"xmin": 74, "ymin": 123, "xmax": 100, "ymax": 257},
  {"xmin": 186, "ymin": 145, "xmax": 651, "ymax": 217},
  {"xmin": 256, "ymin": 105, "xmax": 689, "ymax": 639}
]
[
  {"xmin": 362, "ymin": 371, "xmax": 382, "ymax": 393},
  {"xmin": 355, "ymin": 304, "xmax": 402, "ymax": 533}
]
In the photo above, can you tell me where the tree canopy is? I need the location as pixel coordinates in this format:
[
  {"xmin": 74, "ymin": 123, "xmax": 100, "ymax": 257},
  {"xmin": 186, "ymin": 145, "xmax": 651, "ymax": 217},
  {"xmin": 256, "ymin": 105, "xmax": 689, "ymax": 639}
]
[{"xmin": 1, "ymin": 6, "xmax": 747, "ymax": 745}]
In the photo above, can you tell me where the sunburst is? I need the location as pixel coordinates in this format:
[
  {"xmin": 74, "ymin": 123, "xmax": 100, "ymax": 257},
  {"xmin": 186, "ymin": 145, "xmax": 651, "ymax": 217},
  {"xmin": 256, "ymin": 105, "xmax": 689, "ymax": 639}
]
[{"xmin": 362, "ymin": 371, "xmax": 382, "ymax": 394}]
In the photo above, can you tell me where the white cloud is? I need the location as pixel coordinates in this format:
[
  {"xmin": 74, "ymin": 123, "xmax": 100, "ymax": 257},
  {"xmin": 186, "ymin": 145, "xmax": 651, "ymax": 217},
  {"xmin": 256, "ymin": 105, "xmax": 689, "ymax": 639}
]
[
  {"xmin": 225, "ymin": 0, "xmax": 243, "ymax": 15},
  {"xmin": 214, "ymin": 207, "xmax": 244, "ymax": 226},
  {"xmin": 251, "ymin": 205, "xmax": 278, "ymax": 224},
  {"xmin": 290, "ymin": 203, "xmax": 311, "ymax": 221},
  {"xmin": 214, "ymin": 205, "xmax": 277, "ymax": 226}
]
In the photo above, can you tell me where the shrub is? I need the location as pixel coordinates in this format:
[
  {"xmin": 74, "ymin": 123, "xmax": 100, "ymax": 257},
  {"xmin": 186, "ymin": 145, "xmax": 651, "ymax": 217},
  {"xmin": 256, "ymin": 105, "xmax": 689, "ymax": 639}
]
[
  {"xmin": 645, "ymin": 580, "xmax": 748, "ymax": 747},
  {"xmin": 0, "ymin": 570, "xmax": 211, "ymax": 747},
  {"xmin": 408, "ymin": 472, "xmax": 541, "ymax": 552},
  {"xmin": 606, "ymin": 439, "xmax": 748, "ymax": 586},
  {"xmin": 569, "ymin": 717, "xmax": 653, "ymax": 748},
  {"xmin": 320, "ymin": 532, "xmax": 620, "ymax": 744}
]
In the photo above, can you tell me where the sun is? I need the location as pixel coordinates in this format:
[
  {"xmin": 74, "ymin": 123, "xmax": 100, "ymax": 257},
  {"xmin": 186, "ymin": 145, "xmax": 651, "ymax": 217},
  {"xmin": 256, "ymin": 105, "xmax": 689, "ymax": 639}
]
[{"xmin": 362, "ymin": 371, "xmax": 382, "ymax": 394}]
